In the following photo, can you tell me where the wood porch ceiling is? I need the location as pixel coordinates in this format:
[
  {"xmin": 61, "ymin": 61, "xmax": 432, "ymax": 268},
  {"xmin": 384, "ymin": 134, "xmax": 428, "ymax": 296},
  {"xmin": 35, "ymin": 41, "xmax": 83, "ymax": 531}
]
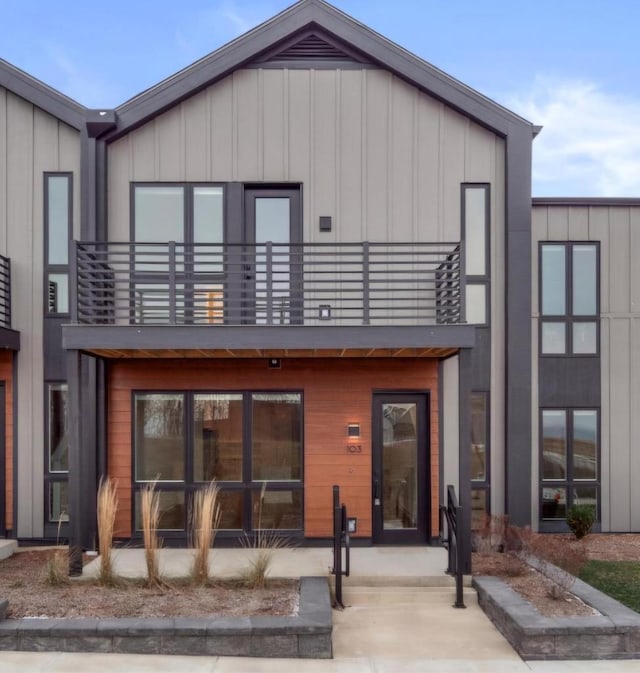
[{"xmin": 86, "ymin": 346, "xmax": 458, "ymax": 359}]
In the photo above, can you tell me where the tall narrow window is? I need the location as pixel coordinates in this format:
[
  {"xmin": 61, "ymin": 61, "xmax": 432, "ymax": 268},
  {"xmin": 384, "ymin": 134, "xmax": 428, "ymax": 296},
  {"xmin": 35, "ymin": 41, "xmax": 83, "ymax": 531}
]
[
  {"xmin": 470, "ymin": 392, "xmax": 490, "ymax": 528},
  {"xmin": 44, "ymin": 383, "xmax": 69, "ymax": 526},
  {"xmin": 540, "ymin": 243, "xmax": 599, "ymax": 355},
  {"xmin": 462, "ymin": 184, "xmax": 490, "ymax": 325},
  {"xmin": 44, "ymin": 174, "xmax": 72, "ymax": 314}
]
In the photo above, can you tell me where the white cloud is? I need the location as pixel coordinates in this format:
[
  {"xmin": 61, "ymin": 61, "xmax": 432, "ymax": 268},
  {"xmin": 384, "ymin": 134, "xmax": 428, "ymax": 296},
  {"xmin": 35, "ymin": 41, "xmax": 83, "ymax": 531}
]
[{"xmin": 508, "ymin": 77, "xmax": 640, "ymax": 197}]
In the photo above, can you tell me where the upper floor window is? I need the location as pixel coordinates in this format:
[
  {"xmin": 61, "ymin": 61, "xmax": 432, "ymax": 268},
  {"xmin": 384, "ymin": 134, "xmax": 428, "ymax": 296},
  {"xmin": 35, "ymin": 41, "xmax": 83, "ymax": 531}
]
[
  {"xmin": 132, "ymin": 184, "xmax": 224, "ymax": 244},
  {"xmin": 44, "ymin": 173, "xmax": 72, "ymax": 315},
  {"xmin": 540, "ymin": 243, "xmax": 599, "ymax": 355},
  {"xmin": 462, "ymin": 184, "xmax": 490, "ymax": 325}
]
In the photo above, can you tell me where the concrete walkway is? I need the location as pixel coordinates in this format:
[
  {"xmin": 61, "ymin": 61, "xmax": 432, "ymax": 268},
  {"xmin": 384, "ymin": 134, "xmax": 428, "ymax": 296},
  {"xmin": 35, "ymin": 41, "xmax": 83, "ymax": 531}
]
[
  {"xmin": 80, "ymin": 545, "xmax": 454, "ymax": 585},
  {"xmin": 1, "ymin": 544, "xmax": 639, "ymax": 670}
]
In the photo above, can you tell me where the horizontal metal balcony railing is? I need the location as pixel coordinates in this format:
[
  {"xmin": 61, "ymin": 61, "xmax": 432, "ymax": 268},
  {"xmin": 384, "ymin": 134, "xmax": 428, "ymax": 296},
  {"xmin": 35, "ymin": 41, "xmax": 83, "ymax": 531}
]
[
  {"xmin": 73, "ymin": 241, "xmax": 463, "ymax": 327},
  {"xmin": 0, "ymin": 255, "xmax": 11, "ymax": 329}
]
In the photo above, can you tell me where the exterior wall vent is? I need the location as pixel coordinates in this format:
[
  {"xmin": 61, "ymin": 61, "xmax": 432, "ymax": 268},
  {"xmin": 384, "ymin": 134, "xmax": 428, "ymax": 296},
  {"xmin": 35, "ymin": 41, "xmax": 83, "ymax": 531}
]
[{"xmin": 256, "ymin": 29, "xmax": 370, "ymax": 65}]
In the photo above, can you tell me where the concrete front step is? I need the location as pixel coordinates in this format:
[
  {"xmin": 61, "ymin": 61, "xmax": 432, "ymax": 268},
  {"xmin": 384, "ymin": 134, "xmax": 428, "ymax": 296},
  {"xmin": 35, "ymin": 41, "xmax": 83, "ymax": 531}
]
[
  {"xmin": 341, "ymin": 573, "xmax": 458, "ymax": 588},
  {"xmin": 341, "ymin": 585, "xmax": 466, "ymax": 606},
  {"xmin": 0, "ymin": 539, "xmax": 17, "ymax": 561}
]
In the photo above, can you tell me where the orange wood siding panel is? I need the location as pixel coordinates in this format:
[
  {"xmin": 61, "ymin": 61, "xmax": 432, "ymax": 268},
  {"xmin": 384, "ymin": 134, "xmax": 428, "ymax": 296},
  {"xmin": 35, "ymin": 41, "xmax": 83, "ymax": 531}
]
[
  {"xmin": 0, "ymin": 352, "xmax": 14, "ymax": 531},
  {"xmin": 108, "ymin": 358, "xmax": 439, "ymax": 539}
]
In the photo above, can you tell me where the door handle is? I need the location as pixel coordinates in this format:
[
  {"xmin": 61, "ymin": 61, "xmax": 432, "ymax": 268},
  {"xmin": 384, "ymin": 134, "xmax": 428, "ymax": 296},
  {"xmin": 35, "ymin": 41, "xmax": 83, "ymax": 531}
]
[{"xmin": 373, "ymin": 479, "xmax": 381, "ymax": 506}]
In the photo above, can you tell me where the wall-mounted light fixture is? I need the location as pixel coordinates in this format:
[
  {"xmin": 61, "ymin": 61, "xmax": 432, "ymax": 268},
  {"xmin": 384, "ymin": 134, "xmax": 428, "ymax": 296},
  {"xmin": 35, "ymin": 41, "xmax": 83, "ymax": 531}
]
[
  {"xmin": 319, "ymin": 304, "xmax": 331, "ymax": 320},
  {"xmin": 268, "ymin": 358, "xmax": 281, "ymax": 369},
  {"xmin": 319, "ymin": 216, "xmax": 332, "ymax": 232},
  {"xmin": 347, "ymin": 423, "xmax": 361, "ymax": 439}
]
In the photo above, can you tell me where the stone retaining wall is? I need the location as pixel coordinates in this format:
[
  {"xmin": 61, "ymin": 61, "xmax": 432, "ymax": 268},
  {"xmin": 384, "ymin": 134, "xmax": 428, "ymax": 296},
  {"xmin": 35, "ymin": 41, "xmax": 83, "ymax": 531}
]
[
  {"xmin": 474, "ymin": 575, "xmax": 640, "ymax": 660},
  {"xmin": 0, "ymin": 576, "xmax": 332, "ymax": 658}
]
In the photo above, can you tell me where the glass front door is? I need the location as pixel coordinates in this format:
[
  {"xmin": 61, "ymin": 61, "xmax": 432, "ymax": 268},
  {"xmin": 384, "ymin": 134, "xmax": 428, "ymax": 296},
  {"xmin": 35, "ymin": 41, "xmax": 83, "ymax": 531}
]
[{"xmin": 372, "ymin": 394, "xmax": 429, "ymax": 544}]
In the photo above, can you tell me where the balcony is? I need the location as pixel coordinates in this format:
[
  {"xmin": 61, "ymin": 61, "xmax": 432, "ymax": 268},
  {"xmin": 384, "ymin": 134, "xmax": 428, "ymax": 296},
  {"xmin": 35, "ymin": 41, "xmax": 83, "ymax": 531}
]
[
  {"xmin": 73, "ymin": 241, "xmax": 464, "ymax": 324},
  {"xmin": 65, "ymin": 241, "xmax": 472, "ymax": 357},
  {"xmin": 0, "ymin": 255, "xmax": 11, "ymax": 329},
  {"xmin": 0, "ymin": 254, "xmax": 18, "ymax": 351}
]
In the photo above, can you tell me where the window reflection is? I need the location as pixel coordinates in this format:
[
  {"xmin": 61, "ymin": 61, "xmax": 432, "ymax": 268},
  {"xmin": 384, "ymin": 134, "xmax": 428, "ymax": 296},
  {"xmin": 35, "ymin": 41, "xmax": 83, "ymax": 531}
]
[
  {"xmin": 542, "ymin": 410, "xmax": 567, "ymax": 480},
  {"xmin": 134, "ymin": 393, "xmax": 185, "ymax": 481},
  {"xmin": 193, "ymin": 394, "xmax": 243, "ymax": 481},
  {"xmin": 573, "ymin": 410, "xmax": 597, "ymax": 480},
  {"xmin": 541, "ymin": 245, "xmax": 566, "ymax": 316},
  {"xmin": 252, "ymin": 393, "xmax": 302, "ymax": 481}
]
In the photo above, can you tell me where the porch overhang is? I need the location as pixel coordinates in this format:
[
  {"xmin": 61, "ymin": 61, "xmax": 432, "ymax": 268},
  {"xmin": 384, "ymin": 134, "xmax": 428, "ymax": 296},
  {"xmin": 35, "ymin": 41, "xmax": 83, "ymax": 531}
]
[
  {"xmin": 62, "ymin": 324, "xmax": 474, "ymax": 358},
  {"xmin": 0, "ymin": 327, "xmax": 20, "ymax": 352}
]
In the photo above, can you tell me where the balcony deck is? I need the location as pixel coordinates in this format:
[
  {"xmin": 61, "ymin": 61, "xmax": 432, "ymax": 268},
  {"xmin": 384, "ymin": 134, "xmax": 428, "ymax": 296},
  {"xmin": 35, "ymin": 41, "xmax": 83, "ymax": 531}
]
[{"xmin": 64, "ymin": 241, "xmax": 472, "ymax": 357}]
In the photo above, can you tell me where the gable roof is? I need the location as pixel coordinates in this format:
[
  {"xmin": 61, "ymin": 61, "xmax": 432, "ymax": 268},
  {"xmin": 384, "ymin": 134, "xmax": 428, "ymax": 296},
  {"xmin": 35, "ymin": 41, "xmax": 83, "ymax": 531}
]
[
  {"xmin": 0, "ymin": 58, "xmax": 85, "ymax": 130},
  {"xmin": 111, "ymin": 0, "xmax": 532, "ymax": 141}
]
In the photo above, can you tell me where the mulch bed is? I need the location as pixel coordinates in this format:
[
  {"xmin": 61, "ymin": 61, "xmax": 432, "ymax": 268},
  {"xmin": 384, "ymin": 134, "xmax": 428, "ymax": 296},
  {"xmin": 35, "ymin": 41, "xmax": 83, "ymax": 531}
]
[
  {"xmin": 473, "ymin": 533, "xmax": 640, "ymax": 618},
  {"xmin": 0, "ymin": 550, "xmax": 299, "ymax": 619}
]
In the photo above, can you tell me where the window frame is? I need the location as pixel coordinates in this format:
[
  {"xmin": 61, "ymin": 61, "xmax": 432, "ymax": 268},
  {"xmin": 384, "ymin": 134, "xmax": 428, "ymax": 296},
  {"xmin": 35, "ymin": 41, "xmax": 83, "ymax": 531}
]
[
  {"xmin": 130, "ymin": 182, "xmax": 227, "ymax": 245},
  {"xmin": 43, "ymin": 381, "xmax": 69, "ymax": 536},
  {"xmin": 538, "ymin": 406, "xmax": 600, "ymax": 529},
  {"xmin": 539, "ymin": 242, "xmax": 600, "ymax": 357},
  {"xmin": 470, "ymin": 390, "xmax": 491, "ymax": 529},
  {"xmin": 461, "ymin": 183, "xmax": 491, "ymax": 327},
  {"xmin": 130, "ymin": 389, "xmax": 305, "ymax": 539},
  {"xmin": 129, "ymin": 183, "xmax": 227, "ymax": 325},
  {"xmin": 43, "ymin": 172, "xmax": 73, "ymax": 317}
]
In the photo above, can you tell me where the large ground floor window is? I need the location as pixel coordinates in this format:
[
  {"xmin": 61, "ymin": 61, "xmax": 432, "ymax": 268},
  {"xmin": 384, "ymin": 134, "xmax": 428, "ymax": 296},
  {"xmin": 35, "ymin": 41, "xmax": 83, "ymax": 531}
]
[
  {"xmin": 132, "ymin": 390, "xmax": 303, "ymax": 536},
  {"xmin": 540, "ymin": 408, "xmax": 599, "ymax": 523}
]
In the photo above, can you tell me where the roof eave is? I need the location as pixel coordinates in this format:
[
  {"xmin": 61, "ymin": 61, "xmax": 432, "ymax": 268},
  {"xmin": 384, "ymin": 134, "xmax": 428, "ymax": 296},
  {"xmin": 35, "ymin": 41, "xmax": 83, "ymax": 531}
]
[{"xmin": 0, "ymin": 58, "xmax": 86, "ymax": 130}]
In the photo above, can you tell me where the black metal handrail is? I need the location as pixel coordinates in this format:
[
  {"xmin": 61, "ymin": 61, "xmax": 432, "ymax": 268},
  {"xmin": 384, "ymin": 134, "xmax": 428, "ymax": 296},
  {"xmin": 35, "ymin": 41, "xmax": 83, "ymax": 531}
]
[
  {"xmin": 440, "ymin": 484, "xmax": 465, "ymax": 608},
  {"xmin": 331, "ymin": 484, "xmax": 350, "ymax": 608},
  {"xmin": 73, "ymin": 240, "xmax": 463, "ymax": 326},
  {"xmin": 0, "ymin": 255, "xmax": 11, "ymax": 329}
]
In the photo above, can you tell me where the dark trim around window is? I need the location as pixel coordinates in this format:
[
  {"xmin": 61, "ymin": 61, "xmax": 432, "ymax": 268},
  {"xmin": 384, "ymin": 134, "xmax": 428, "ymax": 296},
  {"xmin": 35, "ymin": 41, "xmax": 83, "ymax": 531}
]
[
  {"xmin": 538, "ymin": 241, "xmax": 600, "ymax": 357},
  {"xmin": 43, "ymin": 381, "xmax": 69, "ymax": 538},
  {"xmin": 130, "ymin": 389, "xmax": 305, "ymax": 540},
  {"xmin": 470, "ymin": 390, "xmax": 490, "ymax": 528},
  {"xmin": 44, "ymin": 173, "xmax": 73, "ymax": 317},
  {"xmin": 461, "ymin": 183, "xmax": 491, "ymax": 326},
  {"xmin": 538, "ymin": 406, "xmax": 600, "ymax": 532}
]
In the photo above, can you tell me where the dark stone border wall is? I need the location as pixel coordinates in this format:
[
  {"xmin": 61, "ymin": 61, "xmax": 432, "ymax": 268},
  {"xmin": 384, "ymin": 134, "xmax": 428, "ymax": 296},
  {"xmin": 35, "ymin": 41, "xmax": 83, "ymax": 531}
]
[
  {"xmin": 474, "ymin": 575, "xmax": 640, "ymax": 660},
  {"xmin": 0, "ymin": 576, "xmax": 332, "ymax": 658}
]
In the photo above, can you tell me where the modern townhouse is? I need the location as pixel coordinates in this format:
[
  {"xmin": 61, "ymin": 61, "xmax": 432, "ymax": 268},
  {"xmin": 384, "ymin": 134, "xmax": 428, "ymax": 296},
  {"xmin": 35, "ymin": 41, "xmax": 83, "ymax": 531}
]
[{"xmin": 0, "ymin": 0, "xmax": 638, "ymax": 573}]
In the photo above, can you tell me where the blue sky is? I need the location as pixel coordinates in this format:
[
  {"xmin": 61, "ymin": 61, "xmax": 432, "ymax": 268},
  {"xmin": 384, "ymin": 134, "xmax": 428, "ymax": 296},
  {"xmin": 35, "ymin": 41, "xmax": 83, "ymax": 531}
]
[{"xmin": 3, "ymin": 0, "xmax": 639, "ymax": 196}]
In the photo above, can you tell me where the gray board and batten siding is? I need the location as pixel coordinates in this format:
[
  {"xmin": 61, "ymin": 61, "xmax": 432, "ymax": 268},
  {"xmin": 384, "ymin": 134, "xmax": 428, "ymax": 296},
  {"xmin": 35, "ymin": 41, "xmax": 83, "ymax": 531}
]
[
  {"xmin": 0, "ymin": 83, "xmax": 81, "ymax": 538},
  {"xmin": 532, "ymin": 202, "xmax": 640, "ymax": 532},
  {"xmin": 1, "ymin": 0, "xmax": 537, "ymax": 539}
]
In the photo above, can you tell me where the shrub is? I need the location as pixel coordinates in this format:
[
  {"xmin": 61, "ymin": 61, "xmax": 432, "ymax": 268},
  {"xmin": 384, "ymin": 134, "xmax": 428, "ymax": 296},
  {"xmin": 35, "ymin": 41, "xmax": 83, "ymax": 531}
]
[
  {"xmin": 567, "ymin": 504, "xmax": 596, "ymax": 540},
  {"xmin": 530, "ymin": 534, "xmax": 588, "ymax": 599},
  {"xmin": 42, "ymin": 548, "xmax": 69, "ymax": 586},
  {"xmin": 472, "ymin": 513, "xmax": 510, "ymax": 553}
]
